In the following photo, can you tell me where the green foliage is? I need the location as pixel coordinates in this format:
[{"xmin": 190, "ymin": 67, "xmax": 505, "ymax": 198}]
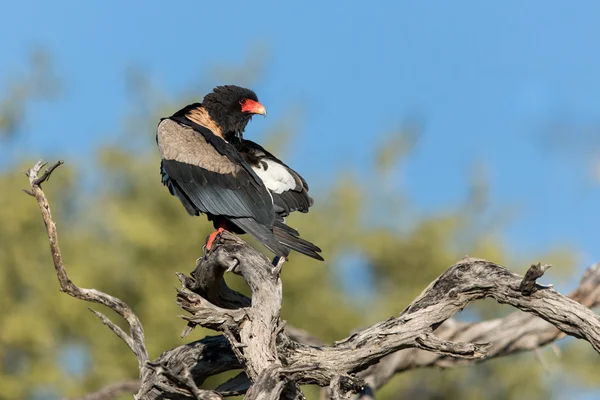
[{"xmin": 0, "ymin": 59, "xmax": 596, "ymax": 400}]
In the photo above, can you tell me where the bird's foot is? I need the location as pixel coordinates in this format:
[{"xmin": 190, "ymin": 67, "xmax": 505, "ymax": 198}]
[{"xmin": 206, "ymin": 227, "xmax": 225, "ymax": 251}]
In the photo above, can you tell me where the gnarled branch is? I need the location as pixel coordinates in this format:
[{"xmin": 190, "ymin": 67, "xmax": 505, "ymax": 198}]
[
  {"xmin": 355, "ymin": 262, "xmax": 600, "ymax": 396},
  {"xmin": 25, "ymin": 160, "xmax": 149, "ymax": 370},
  {"xmin": 27, "ymin": 160, "xmax": 600, "ymax": 400}
]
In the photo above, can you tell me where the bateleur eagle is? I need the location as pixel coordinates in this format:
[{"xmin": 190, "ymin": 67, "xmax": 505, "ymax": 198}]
[{"xmin": 156, "ymin": 85, "xmax": 323, "ymax": 261}]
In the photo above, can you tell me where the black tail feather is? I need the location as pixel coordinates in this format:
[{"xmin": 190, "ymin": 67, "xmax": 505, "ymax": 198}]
[
  {"xmin": 230, "ymin": 218, "xmax": 324, "ymax": 261},
  {"xmin": 274, "ymin": 219, "xmax": 300, "ymax": 236},
  {"xmin": 273, "ymin": 223, "xmax": 323, "ymax": 261},
  {"xmin": 229, "ymin": 217, "xmax": 290, "ymax": 259}
]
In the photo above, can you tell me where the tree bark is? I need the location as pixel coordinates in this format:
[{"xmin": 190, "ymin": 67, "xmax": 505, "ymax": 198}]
[{"xmin": 25, "ymin": 160, "xmax": 600, "ymax": 400}]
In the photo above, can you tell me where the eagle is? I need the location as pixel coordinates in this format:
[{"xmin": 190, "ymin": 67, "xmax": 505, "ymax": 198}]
[{"xmin": 156, "ymin": 85, "xmax": 323, "ymax": 261}]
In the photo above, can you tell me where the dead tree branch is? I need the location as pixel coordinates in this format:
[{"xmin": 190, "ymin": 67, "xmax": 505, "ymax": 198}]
[
  {"xmin": 355, "ymin": 262, "xmax": 600, "ymax": 395},
  {"xmin": 169, "ymin": 239, "xmax": 600, "ymax": 397},
  {"xmin": 25, "ymin": 160, "xmax": 149, "ymax": 369},
  {"xmin": 27, "ymin": 160, "xmax": 600, "ymax": 399},
  {"xmin": 26, "ymin": 161, "xmax": 216, "ymax": 400}
]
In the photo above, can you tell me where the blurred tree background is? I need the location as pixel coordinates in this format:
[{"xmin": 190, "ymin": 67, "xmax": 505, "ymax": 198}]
[{"xmin": 0, "ymin": 49, "xmax": 598, "ymax": 400}]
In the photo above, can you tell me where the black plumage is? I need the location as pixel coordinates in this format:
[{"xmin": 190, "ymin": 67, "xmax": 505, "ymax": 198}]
[
  {"xmin": 160, "ymin": 159, "xmax": 273, "ymax": 226},
  {"xmin": 156, "ymin": 85, "xmax": 323, "ymax": 261},
  {"xmin": 234, "ymin": 139, "xmax": 313, "ymax": 217},
  {"xmin": 203, "ymin": 86, "xmax": 261, "ymax": 136}
]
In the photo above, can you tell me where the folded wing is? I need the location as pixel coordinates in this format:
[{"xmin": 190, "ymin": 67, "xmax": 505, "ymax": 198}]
[
  {"xmin": 157, "ymin": 118, "xmax": 275, "ymax": 227},
  {"xmin": 237, "ymin": 139, "xmax": 314, "ymax": 217}
]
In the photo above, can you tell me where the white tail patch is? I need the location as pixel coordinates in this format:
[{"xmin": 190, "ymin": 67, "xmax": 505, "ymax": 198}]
[{"xmin": 252, "ymin": 159, "xmax": 296, "ymax": 194}]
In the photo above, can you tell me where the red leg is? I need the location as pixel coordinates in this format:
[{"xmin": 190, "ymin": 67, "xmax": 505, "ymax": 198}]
[{"xmin": 206, "ymin": 227, "xmax": 225, "ymax": 250}]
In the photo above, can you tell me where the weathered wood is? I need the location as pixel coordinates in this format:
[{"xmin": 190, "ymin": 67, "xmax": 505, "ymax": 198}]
[
  {"xmin": 354, "ymin": 262, "xmax": 600, "ymax": 396},
  {"xmin": 177, "ymin": 233, "xmax": 289, "ymax": 398},
  {"xmin": 519, "ymin": 263, "xmax": 552, "ymax": 295},
  {"xmin": 26, "ymin": 160, "xmax": 600, "ymax": 400},
  {"xmin": 24, "ymin": 160, "xmax": 149, "ymax": 371}
]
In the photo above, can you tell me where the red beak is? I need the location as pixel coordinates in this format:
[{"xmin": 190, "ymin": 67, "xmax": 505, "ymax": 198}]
[{"xmin": 241, "ymin": 99, "xmax": 267, "ymax": 116}]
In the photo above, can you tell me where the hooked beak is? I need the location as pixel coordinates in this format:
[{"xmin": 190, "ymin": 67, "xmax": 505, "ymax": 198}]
[{"xmin": 241, "ymin": 99, "xmax": 267, "ymax": 117}]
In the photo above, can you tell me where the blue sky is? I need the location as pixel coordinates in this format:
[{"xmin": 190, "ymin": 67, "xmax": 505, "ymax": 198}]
[
  {"xmin": 2, "ymin": 1, "xmax": 600, "ymax": 399},
  {"xmin": 2, "ymin": 1, "xmax": 600, "ymax": 267}
]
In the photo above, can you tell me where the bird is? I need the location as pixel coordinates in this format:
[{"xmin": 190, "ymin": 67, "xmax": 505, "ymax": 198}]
[{"xmin": 156, "ymin": 85, "xmax": 323, "ymax": 261}]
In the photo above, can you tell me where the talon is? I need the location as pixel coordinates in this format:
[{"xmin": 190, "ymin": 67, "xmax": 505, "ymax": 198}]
[{"xmin": 206, "ymin": 227, "xmax": 225, "ymax": 250}]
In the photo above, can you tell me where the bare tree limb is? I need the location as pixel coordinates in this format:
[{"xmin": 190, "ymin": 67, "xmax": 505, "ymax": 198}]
[
  {"xmin": 25, "ymin": 161, "xmax": 149, "ymax": 378},
  {"xmin": 27, "ymin": 160, "xmax": 600, "ymax": 399},
  {"xmin": 146, "ymin": 362, "xmax": 222, "ymax": 400},
  {"xmin": 274, "ymin": 259, "xmax": 600, "ymax": 390},
  {"xmin": 519, "ymin": 263, "xmax": 552, "ymax": 294},
  {"xmin": 138, "ymin": 260, "xmax": 600, "ymax": 399},
  {"xmin": 414, "ymin": 333, "xmax": 490, "ymax": 358},
  {"xmin": 355, "ymin": 262, "xmax": 600, "ymax": 394},
  {"xmin": 89, "ymin": 309, "xmax": 137, "ymax": 351},
  {"xmin": 173, "ymin": 250, "xmax": 600, "ymax": 394},
  {"xmin": 179, "ymin": 234, "xmax": 301, "ymax": 399}
]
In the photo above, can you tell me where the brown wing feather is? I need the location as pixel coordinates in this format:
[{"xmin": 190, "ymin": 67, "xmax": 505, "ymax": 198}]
[
  {"xmin": 157, "ymin": 119, "xmax": 239, "ymax": 175},
  {"xmin": 157, "ymin": 118, "xmax": 275, "ymax": 227}
]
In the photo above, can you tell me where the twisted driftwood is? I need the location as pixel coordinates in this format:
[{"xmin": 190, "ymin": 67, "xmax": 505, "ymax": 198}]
[{"xmin": 24, "ymin": 160, "xmax": 600, "ymax": 400}]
